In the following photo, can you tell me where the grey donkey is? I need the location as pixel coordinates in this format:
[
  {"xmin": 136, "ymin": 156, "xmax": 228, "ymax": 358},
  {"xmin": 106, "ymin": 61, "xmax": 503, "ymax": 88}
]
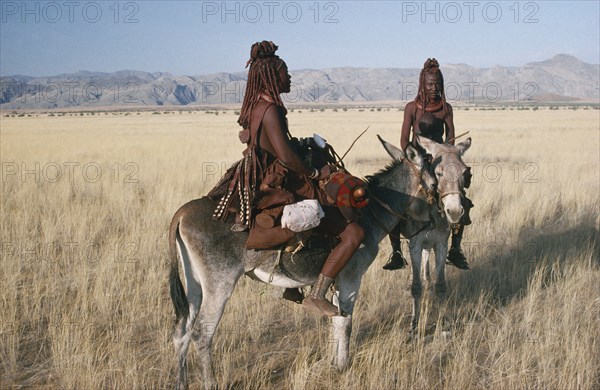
[{"xmin": 168, "ymin": 136, "xmax": 465, "ymax": 389}]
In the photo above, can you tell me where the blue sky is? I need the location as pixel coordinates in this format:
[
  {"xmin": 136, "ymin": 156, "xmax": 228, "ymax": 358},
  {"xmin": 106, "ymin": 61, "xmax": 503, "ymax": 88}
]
[{"xmin": 1, "ymin": 1, "xmax": 598, "ymax": 76}]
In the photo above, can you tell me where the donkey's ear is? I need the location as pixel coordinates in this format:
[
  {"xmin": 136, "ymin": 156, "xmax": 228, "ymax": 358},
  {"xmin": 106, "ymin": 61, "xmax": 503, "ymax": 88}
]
[
  {"xmin": 456, "ymin": 137, "xmax": 471, "ymax": 155},
  {"xmin": 377, "ymin": 135, "xmax": 405, "ymax": 161},
  {"xmin": 405, "ymin": 144, "xmax": 423, "ymax": 169},
  {"xmin": 416, "ymin": 135, "xmax": 441, "ymax": 157}
]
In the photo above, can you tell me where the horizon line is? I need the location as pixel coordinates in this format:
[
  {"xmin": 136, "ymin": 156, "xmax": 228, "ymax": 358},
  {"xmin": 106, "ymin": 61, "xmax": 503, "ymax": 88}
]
[{"xmin": 1, "ymin": 53, "xmax": 597, "ymax": 79}]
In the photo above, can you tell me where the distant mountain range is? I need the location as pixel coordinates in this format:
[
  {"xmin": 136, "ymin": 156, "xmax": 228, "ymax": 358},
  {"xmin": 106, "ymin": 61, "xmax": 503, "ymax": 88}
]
[{"xmin": 1, "ymin": 54, "xmax": 598, "ymax": 109}]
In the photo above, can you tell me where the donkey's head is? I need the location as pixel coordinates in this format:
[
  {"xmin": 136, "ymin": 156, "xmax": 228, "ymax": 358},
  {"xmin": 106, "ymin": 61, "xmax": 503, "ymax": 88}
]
[
  {"xmin": 378, "ymin": 136, "xmax": 437, "ymax": 221},
  {"xmin": 417, "ymin": 136, "xmax": 471, "ymax": 224}
]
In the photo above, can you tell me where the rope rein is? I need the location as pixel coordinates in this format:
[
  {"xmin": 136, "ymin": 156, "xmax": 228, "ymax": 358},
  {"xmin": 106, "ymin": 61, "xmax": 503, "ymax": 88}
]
[{"xmin": 365, "ymin": 157, "xmax": 437, "ymax": 235}]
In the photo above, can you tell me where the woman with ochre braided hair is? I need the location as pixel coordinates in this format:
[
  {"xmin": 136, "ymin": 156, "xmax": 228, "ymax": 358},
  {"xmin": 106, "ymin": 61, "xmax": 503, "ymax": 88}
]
[
  {"xmin": 383, "ymin": 58, "xmax": 473, "ymax": 271},
  {"xmin": 213, "ymin": 41, "xmax": 364, "ymax": 317}
]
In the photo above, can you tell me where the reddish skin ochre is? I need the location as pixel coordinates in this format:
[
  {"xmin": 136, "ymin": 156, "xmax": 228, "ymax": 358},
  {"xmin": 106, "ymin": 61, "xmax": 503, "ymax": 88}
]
[
  {"xmin": 400, "ymin": 73, "xmax": 456, "ymax": 151},
  {"xmin": 253, "ymin": 59, "xmax": 364, "ymax": 279}
]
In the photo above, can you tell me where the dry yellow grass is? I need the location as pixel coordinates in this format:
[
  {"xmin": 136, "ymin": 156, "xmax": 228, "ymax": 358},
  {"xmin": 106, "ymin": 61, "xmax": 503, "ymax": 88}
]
[{"xmin": 1, "ymin": 107, "xmax": 599, "ymax": 389}]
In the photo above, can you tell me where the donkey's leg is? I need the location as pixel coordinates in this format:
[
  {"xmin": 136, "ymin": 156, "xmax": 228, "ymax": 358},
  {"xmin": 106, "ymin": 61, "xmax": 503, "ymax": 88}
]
[
  {"xmin": 330, "ymin": 313, "xmax": 353, "ymax": 372},
  {"xmin": 434, "ymin": 239, "xmax": 449, "ymax": 300},
  {"xmin": 330, "ymin": 248, "xmax": 375, "ymax": 371},
  {"xmin": 331, "ymin": 282, "xmax": 356, "ymax": 371},
  {"xmin": 421, "ymin": 249, "xmax": 431, "ymax": 287},
  {"xmin": 191, "ymin": 266, "xmax": 242, "ymax": 390},
  {"xmin": 173, "ymin": 281, "xmax": 201, "ymax": 390},
  {"xmin": 173, "ymin": 234, "xmax": 203, "ymax": 390},
  {"xmin": 409, "ymin": 239, "xmax": 424, "ymax": 332},
  {"xmin": 434, "ymin": 238, "xmax": 451, "ymax": 334}
]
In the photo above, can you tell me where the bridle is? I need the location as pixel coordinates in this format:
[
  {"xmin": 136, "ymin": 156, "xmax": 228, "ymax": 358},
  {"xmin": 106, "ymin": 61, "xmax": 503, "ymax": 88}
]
[
  {"xmin": 366, "ymin": 149, "xmax": 467, "ymax": 235},
  {"xmin": 429, "ymin": 151, "xmax": 465, "ymax": 211},
  {"xmin": 366, "ymin": 157, "xmax": 437, "ymax": 237}
]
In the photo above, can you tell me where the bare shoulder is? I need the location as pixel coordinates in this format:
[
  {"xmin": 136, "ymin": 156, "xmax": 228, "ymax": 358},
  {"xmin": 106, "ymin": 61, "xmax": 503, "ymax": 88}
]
[
  {"xmin": 404, "ymin": 101, "xmax": 416, "ymax": 117},
  {"xmin": 260, "ymin": 104, "xmax": 287, "ymax": 137},
  {"xmin": 260, "ymin": 103, "xmax": 281, "ymax": 124},
  {"xmin": 262, "ymin": 102, "xmax": 279, "ymax": 117}
]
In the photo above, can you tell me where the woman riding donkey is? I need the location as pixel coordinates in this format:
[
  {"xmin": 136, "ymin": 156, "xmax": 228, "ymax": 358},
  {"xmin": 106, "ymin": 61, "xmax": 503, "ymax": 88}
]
[
  {"xmin": 210, "ymin": 41, "xmax": 365, "ymax": 317},
  {"xmin": 383, "ymin": 58, "xmax": 474, "ymax": 271}
]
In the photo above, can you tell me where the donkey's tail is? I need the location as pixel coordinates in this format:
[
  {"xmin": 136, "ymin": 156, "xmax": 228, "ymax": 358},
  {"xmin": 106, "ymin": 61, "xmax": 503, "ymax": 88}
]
[{"xmin": 169, "ymin": 219, "xmax": 189, "ymax": 323}]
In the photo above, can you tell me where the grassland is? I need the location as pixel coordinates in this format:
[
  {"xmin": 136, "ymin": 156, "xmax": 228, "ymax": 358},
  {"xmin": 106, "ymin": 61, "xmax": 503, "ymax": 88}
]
[{"xmin": 1, "ymin": 107, "xmax": 599, "ymax": 389}]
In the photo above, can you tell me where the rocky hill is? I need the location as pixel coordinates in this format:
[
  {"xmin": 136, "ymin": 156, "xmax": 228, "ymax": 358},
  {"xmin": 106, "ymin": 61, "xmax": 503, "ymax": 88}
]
[{"xmin": 1, "ymin": 54, "xmax": 597, "ymax": 109}]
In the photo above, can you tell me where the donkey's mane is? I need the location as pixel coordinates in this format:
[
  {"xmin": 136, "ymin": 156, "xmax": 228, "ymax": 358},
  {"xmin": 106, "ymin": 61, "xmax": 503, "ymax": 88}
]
[{"xmin": 364, "ymin": 159, "xmax": 403, "ymax": 189}]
